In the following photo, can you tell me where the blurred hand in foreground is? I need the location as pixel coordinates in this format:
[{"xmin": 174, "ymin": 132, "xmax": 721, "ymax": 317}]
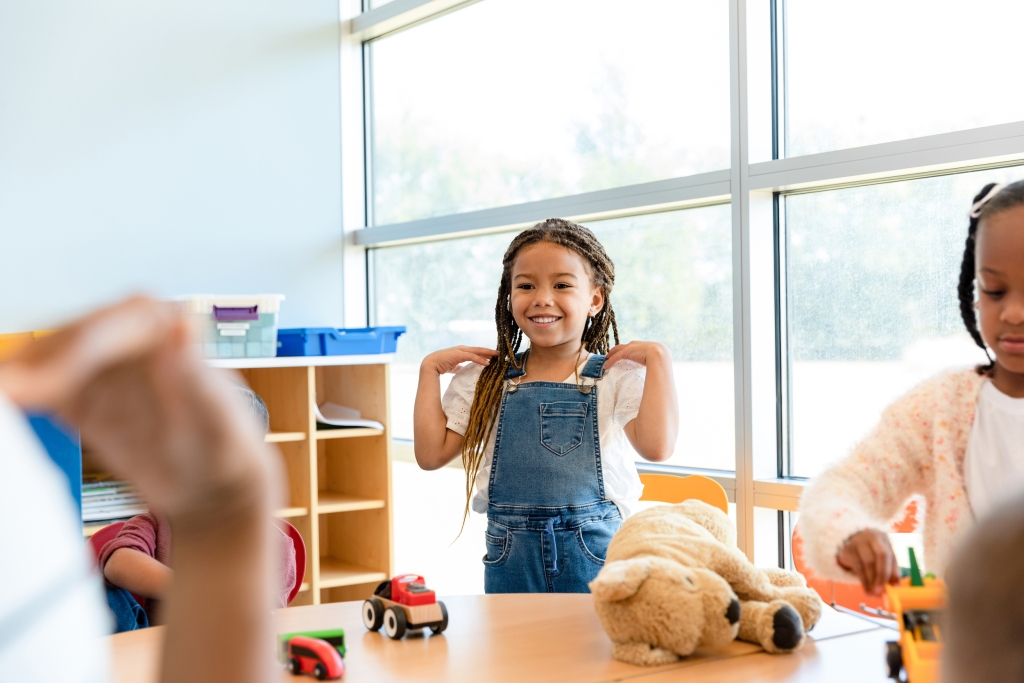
[{"xmin": 0, "ymin": 296, "xmax": 280, "ymax": 683}]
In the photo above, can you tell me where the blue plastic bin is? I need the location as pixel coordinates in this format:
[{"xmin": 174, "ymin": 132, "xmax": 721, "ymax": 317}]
[{"xmin": 277, "ymin": 326, "xmax": 407, "ymax": 356}]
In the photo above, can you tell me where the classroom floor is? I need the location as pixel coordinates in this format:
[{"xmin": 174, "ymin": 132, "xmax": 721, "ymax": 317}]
[{"xmin": 392, "ymin": 460, "xmax": 486, "ymax": 595}]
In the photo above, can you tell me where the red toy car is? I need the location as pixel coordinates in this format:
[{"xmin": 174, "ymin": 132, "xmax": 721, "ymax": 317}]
[
  {"xmin": 362, "ymin": 574, "xmax": 448, "ymax": 639},
  {"xmin": 286, "ymin": 636, "xmax": 345, "ymax": 680}
]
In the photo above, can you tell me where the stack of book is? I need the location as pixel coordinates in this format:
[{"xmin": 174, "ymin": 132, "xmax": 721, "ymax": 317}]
[{"xmin": 82, "ymin": 475, "xmax": 147, "ymax": 524}]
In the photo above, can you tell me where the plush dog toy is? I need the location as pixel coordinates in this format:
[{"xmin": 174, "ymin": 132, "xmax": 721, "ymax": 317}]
[{"xmin": 589, "ymin": 500, "xmax": 822, "ymax": 666}]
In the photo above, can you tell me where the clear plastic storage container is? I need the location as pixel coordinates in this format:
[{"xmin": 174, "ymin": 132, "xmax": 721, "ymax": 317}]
[{"xmin": 182, "ymin": 294, "xmax": 285, "ymax": 358}]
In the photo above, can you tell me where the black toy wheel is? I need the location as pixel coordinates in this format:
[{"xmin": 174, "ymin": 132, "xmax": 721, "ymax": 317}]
[
  {"xmin": 430, "ymin": 601, "xmax": 449, "ymax": 634},
  {"xmin": 384, "ymin": 605, "xmax": 408, "ymax": 639},
  {"xmin": 313, "ymin": 663, "xmax": 327, "ymax": 680},
  {"xmin": 885, "ymin": 641, "xmax": 903, "ymax": 680},
  {"xmin": 363, "ymin": 597, "xmax": 384, "ymax": 631},
  {"xmin": 288, "ymin": 658, "xmax": 302, "ymax": 675}
]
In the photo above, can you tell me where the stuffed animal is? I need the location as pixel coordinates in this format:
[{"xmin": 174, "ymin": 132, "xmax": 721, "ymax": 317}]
[{"xmin": 589, "ymin": 500, "xmax": 822, "ymax": 666}]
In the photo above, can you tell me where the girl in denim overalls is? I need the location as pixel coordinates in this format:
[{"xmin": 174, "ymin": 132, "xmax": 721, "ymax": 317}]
[{"xmin": 414, "ymin": 218, "xmax": 679, "ymax": 593}]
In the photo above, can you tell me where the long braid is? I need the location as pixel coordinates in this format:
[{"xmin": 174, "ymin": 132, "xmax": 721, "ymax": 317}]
[
  {"xmin": 959, "ymin": 183, "xmax": 997, "ymax": 374},
  {"xmin": 458, "ymin": 218, "xmax": 619, "ymax": 529}
]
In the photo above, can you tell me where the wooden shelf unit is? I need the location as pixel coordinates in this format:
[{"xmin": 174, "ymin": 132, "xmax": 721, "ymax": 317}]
[
  {"xmin": 80, "ymin": 356, "xmax": 395, "ymax": 607},
  {"xmin": 236, "ymin": 356, "xmax": 395, "ymax": 607}
]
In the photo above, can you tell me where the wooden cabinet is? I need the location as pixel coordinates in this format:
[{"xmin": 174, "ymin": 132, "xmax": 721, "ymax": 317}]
[
  {"xmin": 220, "ymin": 355, "xmax": 395, "ymax": 606},
  {"xmin": 82, "ymin": 354, "xmax": 395, "ymax": 607}
]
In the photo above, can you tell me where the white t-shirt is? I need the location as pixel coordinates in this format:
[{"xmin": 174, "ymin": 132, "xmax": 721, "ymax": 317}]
[
  {"xmin": 442, "ymin": 356, "xmax": 646, "ymax": 519},
  {"xmin": 0, "ymin": 392, "xmax": 111, "ymax": 682},
  {"xmin": 964, "ymin": 379, "xmax": 1024, "ymax": 521}
]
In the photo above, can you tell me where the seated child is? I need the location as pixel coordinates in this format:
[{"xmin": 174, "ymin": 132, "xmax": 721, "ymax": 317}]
[
  {"xmin": 100, "ymin": 385, "xmax": 297, "ymax": 622},
  {"xmin": 944, "ymin": 493, "xmax": 1024, "ymax": 682},
  {"xmin": 799, "ymin": 181, "xmax": 1024, "ymax": 594}
]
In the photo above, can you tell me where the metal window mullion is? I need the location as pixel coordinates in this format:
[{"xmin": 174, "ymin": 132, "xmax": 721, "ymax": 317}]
[
  {"xmin": 773, "ymin": 193, "xmax": 788, "ymax": 480},
  {"xmin": 749, "ymin": 119, "xmax": 1024, "ymax": 192},
  {"xmin": 356, "ymin": 171, "xmax": 732, "ymax": 247},
  {"xmin": 730, "ymin": 0, "xmax": 755, "ymax": 560}
]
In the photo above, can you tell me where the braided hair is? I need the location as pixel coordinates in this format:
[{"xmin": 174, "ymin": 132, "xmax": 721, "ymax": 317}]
[
  {"xmin": 959, "ymin": 180, "xmax": 1024, "ymax": 375},
  {"xmin": 459, "ymin": 218, "xmax": 620, "ymax": 527}
]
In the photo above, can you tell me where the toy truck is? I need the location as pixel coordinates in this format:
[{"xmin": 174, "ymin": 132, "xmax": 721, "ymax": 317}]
[
  {"xmin": 284, "ymin": 636, "xmax": 345, "ymax": 680},
  {"xmin": 884, "ymin": 550, "xmax": 945, "ymax": 683},
  {"xmin": 362, "ymin": 574, "xmax": 448, "ymax": 639},
  {"xmin": 278, "ymin": 628, "xmax": 346, "ymax": 664}
]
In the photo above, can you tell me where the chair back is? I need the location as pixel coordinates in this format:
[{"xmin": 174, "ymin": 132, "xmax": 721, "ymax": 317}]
[
  {"xmin": 280, "ymin": 520, "xmax": 306, "ymax": 605},
  {"xmin": 638, "ymin": 473, "xmax": 729, "ymax": 514},
  {"xmin": 87, "ymin": 522, "xmax": 126, "ymax": 561}
]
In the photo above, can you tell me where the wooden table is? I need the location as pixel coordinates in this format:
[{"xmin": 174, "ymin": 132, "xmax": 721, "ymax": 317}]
[{"xmin": 107, "ymin": 595, "xmax": 896, "ymax": 682}]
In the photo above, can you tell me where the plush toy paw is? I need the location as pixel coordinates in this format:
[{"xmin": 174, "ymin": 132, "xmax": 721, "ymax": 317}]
[
  {"xmin": 774, "ymin": 586, "xmax": 823, "ymax": 633},
  {"xmin": 613, "ymin": 642, "xmax": 681, "ymax": 666},
  {"xmin": 769, "ymin": 604, "xmax": 804, "ymax": 652}
]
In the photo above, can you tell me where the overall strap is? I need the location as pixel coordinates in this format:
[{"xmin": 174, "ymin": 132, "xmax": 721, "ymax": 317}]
[
  {"xmin": 580, "ymin": 354, "xmax": 607, "ymax": 380},
  {"xmin": 505, "ymin": 351, "xmax": 528, "ymax": 379}
]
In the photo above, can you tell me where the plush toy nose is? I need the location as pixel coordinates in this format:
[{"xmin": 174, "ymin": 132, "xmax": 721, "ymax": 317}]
[{"xmin": 726, "ymin": 598, "xmax": 741, "ymax": 625}]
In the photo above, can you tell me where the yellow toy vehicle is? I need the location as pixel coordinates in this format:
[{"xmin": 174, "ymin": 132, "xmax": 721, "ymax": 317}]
[{"xmin": 884, "ymin": 550, "xmax": 945, "ymax": 683}]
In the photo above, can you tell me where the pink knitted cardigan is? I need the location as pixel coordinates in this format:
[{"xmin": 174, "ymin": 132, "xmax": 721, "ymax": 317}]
[{"xmin": 799, "ymin": 368, "xmax": 985, "ymax": 581}]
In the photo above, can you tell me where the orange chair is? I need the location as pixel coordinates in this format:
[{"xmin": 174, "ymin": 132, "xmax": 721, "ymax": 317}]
[
  {"xmin": 792, "ymin": 499, "xmax": 920, "ymax": 611},
  {"xmin": 638, "ymin": 473, "xmax": 729, "ymax": 514},
  {"xmin": 280, "ymin": 520, "xmax": 306, "ymax": 605}
]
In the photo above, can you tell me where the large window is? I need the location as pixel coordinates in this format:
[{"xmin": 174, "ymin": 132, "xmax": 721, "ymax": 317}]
[
  {"xmin": 373, "ymin": 204, "xmax": 734, "ymax": 470},
  {"xmin": 785, "ymin": 0, "xmax": 1024, "ymax": 156},
  {"xmin": 345, "ymin": 0, "xmax": 1024, "ymax": 566},
  {"xmin": 368, "ymin": 0, "xmax": 729, "ymax": 225},
  {"xmin": 784, "ymin": 168, "xmax": 1022, "ymax": 478}
]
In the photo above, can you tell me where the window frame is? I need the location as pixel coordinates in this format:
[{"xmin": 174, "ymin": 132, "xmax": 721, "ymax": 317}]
[{"xmin": 339, "ymin": 0, "xmax": 1024, "ymax": 562}]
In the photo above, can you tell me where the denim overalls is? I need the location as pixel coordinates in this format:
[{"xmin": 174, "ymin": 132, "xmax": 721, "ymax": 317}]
[{"xmin": 483, "ymin": 352, "xmax": 623, "ymax": 593}]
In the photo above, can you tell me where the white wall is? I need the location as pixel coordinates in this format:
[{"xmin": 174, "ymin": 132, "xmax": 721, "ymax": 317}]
[{"xmin": 0, "ymin": 1, "xmax": 345, "ymax": 332}]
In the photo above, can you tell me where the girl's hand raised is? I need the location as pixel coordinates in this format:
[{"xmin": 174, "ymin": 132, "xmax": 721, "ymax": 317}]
[
  {"xmin": 605, "ymin": 340, "xmax": 671, "ymax": 368},
  {"xmin": 421, "ymin": 346, "xmax": 498, "ymax": 376}
]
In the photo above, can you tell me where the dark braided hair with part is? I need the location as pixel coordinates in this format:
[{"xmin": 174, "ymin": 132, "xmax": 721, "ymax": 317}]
[
  {"xmin": 959, "ymin": 179, "xmax": 1024, "ymax": 375},
  {"xmin": 459, "ymin": 218, "xmax": 620, "ymax": 527}
]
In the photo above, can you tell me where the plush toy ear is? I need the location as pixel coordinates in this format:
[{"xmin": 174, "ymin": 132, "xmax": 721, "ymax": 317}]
[{"xmin": 589, "ymin": 558, "xmax": 652, "ymax": 602}]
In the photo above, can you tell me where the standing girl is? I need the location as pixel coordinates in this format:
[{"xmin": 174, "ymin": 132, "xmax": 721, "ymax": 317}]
[
  {"xmin": 414, "ymin": 218, "xmax": 679, "ymax": 593},
  {"xmin": 800, "ymin": 180, "xmax": 1024, "ymax": 595}
]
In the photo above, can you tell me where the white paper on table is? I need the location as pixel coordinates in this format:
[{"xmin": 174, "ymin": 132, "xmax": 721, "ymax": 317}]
[{"xmin": 315, "ymin": 401, "xmax": 384, "ymax": 430}]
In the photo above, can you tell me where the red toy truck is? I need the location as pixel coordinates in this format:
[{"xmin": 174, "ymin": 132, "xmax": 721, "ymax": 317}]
[
  {"xmin": 362, "ymin": 574, "xmax": 448, "ymax": 639},
  {"xmin": 285, "ymin": 636, "xmax": 345, "ymax": 680}
]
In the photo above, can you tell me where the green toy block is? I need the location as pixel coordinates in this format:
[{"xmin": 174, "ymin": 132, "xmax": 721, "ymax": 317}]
[{"xmin": 908, "ymin": 547, "xmax": 924, "ymax": 587}]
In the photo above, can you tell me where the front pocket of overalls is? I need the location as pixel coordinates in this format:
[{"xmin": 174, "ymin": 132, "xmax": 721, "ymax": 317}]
[
  {"xmin": 576, "ymin": 517, "xmax": 620, "ymax": 566},
  {"xmin": 483, "ymin": 528, "xmax": 511, "ymax": 566},
  {"xmin": 539, "ymin": 402, "xmax": 588, "ymax": 456}
]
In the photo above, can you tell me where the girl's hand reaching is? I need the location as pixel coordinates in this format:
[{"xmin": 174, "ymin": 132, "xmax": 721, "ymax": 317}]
[
  {"xmin": 422, "ymin": 346, "xmax": 497, "ymax": 375},
  {"xmin": 836, "ymin": 529, "xmax": 902, "ymax": 596},
  {"xmin": 605, "ymin": 340, "xmax": 671, "ymax": 368}
]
